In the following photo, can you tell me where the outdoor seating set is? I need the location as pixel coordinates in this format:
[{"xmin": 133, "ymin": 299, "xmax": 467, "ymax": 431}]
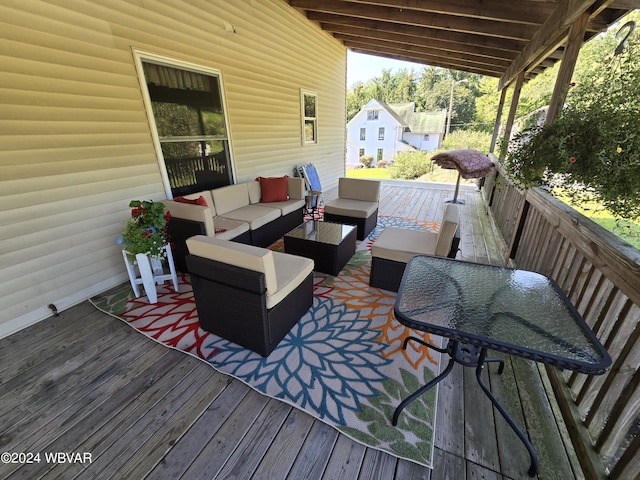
[{"xmin": 155, "ymin": 175, "xmax": 459, "ymax": 357}]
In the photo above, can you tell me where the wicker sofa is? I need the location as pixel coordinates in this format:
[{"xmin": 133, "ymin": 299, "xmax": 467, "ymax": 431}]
[
  {"xmin": 163, "ymin": 176, "xmax": 306, "ymax": 272},
  {"xmin": 186, "ymin": 235, "xmax": 314, "ymax": 357}
]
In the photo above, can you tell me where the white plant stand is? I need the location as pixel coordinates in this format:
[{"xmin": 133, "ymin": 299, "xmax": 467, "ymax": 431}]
[{"xmin": 122, "ymin": 244, "xmax": 179, "ymax": 303}]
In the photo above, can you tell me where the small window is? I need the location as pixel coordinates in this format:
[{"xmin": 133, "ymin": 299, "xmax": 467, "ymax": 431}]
[
  {"xmin": 360, "ymin": 128, "xmax": 366, "ymax": 141},
  {"xmin": 301, "ymin": 89, "xmax": 318, "ymax": 145},
  {"xmin": 378, "ymin": 127, "xmax": 385, "ymax": 140},
  {"xmin": 377, "ymin": 149, "xmax": 383, "ymax": 161},
  {"xmin": 367, "ymin": 110, "xmax": 379, "ymax": 121},
  {"xmin": 359, "ymin": 148, "xmax": 365, "ymax": 157},
  {"xmin": 423, "ymin": 134, "xmax": 430, "ymax": 141}
]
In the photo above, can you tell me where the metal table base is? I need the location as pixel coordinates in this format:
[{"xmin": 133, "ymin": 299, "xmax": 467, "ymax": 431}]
[{"xmin": 392, "ymin": 337, "xmax": 538, "ymax": 477}]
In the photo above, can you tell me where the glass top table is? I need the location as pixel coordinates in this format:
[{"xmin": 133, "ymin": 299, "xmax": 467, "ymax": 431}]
[
  {"xmin": 393, "ymin": 255, "xmax": 611, "ymax": 476},
  {"xmin": 284, "ymin": 221, "xmax": 357, "ymax": 275}
]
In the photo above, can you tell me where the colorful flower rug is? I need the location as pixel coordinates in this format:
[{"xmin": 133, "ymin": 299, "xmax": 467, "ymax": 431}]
[{"xmin": 90, "ymin": 216, "xmax": 441, "ymax": 468}]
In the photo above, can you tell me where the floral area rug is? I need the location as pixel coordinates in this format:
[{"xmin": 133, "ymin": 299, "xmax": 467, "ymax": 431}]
[{"xmin": 90, "ymin": 216, "xmax": 441, "ymax": 468}]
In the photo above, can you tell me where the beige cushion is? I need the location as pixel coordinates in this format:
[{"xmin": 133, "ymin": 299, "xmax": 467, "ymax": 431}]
[
  {"xmin": 161, "ymin": 200, "xmax": 215, "ymax": 237},
  {"xmin": 287, "ymin": 177, "xmax": 305, "ymax": 200},
  {"xmin": 268, "ymin": 251, "xmax": 314, "ymax": 309},
  {"xmin": 211, "ymin": 184, "xmax": 250, "ymax": 215},
  {"xmin": 338, "ymin": 177, "xmax": 380, "ymax": 202},
  {"xmin": 182, "ymin": 191, "xmax": 216, "ymax": 214},
  {"xmin": 211, "ymin": 216, "xmax": 250, "ymax": 240},
  {"xmin": 434, "ymin": 205, "xmax": 460, "ymax": 256},
  {"xmin": 221, "ymin": 204, "xmax": 281, "ymax": 230},
  {"xmin": 371, "ymin": 204, "xmax": 460, "ymax": 262},
  {"xmin": 324, "ymin": 198, "xmax": 378, "ymax": 219},
  {"xmin": 264, "ymin": 198, "xmax": 305, "ymax": 216},
  {"xmin": 186, "ymin": 236, "xmax": 278, "ymax": 296},
  {"xmin": 247, "ymin": 181, "xmax": 262, "ymax": 204},
  {"xmin": 186, "ymin": 235, "xmax": 313, "ymax": 309},
  {"xmin": 372, "ymin": 228, "xmax": 438, "ymax": 263}
]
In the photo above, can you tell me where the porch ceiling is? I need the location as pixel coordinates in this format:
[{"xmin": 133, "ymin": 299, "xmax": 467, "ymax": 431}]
[{"xmin": 289, "ymin": 0, "xmax": 636, "ymax": 87}]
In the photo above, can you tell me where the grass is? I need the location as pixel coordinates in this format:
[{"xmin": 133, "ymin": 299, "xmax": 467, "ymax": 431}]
[{"xmin": 346, "ymin": 165, "xmax": 476, "ymax": 185}]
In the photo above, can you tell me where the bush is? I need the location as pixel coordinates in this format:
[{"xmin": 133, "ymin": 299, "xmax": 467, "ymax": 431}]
[
  {"xmin": 442, "ymin": 129, "xmax": 492, "ymax": 152},
  {"xmin": 387, "ymin": 150, "xmax": 430, "ymax": 179},
  {"xmin": 376, "ymin": 160, "xmax": 388, "ymax": 168},
  {"xmin": 359, "ymin": 155, "xmax": 374, "ymax": 168}
]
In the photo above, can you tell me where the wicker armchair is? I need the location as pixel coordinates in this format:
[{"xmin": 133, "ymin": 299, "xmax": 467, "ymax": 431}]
[
  {"xmin": 186, "ymin": 236, "xmax": 314, "ymax": 356},
  {"xmin": 369, "ymin": 204, "xmax": 460, "ymax": 292},
  {"xmin": 323, "ymin": 177, "xmax": 380, "ymax": 240}
]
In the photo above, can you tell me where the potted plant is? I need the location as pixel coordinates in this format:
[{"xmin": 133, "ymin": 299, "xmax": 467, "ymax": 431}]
[
  {"xmin": 117, "ymin": 200, "xmax": 177, "ymax": 302},
  {"xmin": 118, "ymin": 200, "xmax": 171, "ymax": 258},
  {"xmin": 502, "ymin": 31, "xmax": 640, "ymax": 222}
]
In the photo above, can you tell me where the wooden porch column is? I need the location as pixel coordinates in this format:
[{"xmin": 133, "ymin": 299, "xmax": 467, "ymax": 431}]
[
  {"xmin": 500, "ymin": 72, "xmax": 525, "ymax": 160},
  {"xmin": 489, "ymin": 87, "xmax": 507, "ymax": 154},
  {"xmin": 545, "ymin": 11, "xmax": 590, "ymax": 125}
]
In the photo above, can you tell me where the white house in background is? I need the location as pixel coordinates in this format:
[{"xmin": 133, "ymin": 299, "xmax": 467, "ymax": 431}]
[{"xmin": 346, "ymin": 99, "xmax": 447, "ymax": 167}]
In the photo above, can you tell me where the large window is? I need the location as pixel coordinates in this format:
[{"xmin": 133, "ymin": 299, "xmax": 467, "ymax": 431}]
[
  {"xmin": 138, "ymin": 56, "xmax": 233, "ymax": 197},
  {"xmin": 378, "ymin": 127, "xmax": 385, "ymax": 140},
  {"xmin": 301, "ymin": 89, "xmax": 318, "ymax": 145},
  {"xmin": 367, "ymin": 110, "xmax": 379, "ymax": 120}
]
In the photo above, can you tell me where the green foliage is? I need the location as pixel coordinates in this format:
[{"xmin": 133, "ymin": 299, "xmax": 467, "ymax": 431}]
[
  {"xmin": 442, "ymin": 129, "xmax": 492, "ymax": 152},
  {"xmin": 503, "ymin": 32, "xmax": 640, "ymax": 221},
  {"xmin": 387, "ymin": 151, "xmax": 431, "ymax": 179},
  {"xmin": 121, "ymin": 200, "xmax": 170, "ymax": 258}
]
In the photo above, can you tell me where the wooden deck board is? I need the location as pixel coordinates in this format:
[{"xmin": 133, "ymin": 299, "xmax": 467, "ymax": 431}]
[{"xmin": 0, "ymin": 180, "xmax": 581, "ymax": 480}]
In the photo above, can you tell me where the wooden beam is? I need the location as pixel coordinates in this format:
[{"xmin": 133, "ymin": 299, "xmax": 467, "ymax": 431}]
[
  {"xmin": 347, "ymin": 48, "xmax": 502, "ymax": 77},
  {"xmin": 307, "ymin": 12, "xmax": 527, "ymax": 53},
  {"xmin": 291, "ymin": 0, "xmax": 538, "ymax": 41},
  {"xmin": 334, "ymin": 0, "xmax": 555, "ymax": 25},
  {"xmin": 499, "ymin": 0, "xmax": 616, "ymax": 90},
  {"xmin": 501, "ymin": 72, "xmax": 525, "ymax": 161},
  {"xmin": 490, "ymin": 88, "xmax": 508, "ymax": 154},
  {"xmin": 546, "ymin": 11, "xmax": 590, "ymax": 125},
  {"xmin": 322, "ymin": 22, "xmax": 521, "ymax": 62},
  {"xmin": 337, "ymin": 35, "xmax": 514, "ymax": 69}
]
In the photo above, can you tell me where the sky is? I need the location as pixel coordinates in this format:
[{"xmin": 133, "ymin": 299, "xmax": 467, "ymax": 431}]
[{"xmin": 346, "ymin": 51, "xmax": 425, "ymax": 88}]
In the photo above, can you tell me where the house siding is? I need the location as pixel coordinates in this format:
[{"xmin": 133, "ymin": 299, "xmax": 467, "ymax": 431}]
[{"xmin": 0, "ymin": 0, "xmax": 346, "ymax": 337}]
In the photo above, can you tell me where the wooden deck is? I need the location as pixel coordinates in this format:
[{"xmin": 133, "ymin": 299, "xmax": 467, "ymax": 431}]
[{"xmin": 0, "ymin": 180, "xmax": 583, "ymax": 480}]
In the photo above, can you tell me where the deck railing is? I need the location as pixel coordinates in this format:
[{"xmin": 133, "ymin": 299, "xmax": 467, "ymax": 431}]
[{"xmin": 484, "ymin": 157, "xmax": 640, "ymax": 480}]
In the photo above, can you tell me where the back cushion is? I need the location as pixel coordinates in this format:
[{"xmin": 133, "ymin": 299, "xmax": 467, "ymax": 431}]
[
  {"xmin": 211, "ymin": 184, "xmax": 250, "ymax": 215},
  {"xmin": 256, "ymin": 176, "xmax": 289, "ymax": 202},
  {"xmin": 186, "ymin": 236, "xmax": 278, "ymax": 295},
  {"xmin": 181, "ymin": 191, "xmax": 216, "ymax": 214},
  {"xmin": 338, "ymin": 178, "xmax": 380, "ymax": 202},
  {"xmin": 434, "ymin": 205, "xmax": 460, "ymax": 257}
]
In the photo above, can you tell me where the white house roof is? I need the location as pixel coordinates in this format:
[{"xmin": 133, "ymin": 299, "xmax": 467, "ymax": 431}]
[{"xmin": 351, "ymin": 99, "xmax": 447, "ymax": 135}]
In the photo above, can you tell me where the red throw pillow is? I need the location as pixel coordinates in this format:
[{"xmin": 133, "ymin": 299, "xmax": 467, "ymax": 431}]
[
  {"xmin": 256, "ymin": 176, "xmax": 289, "ymax": 202},
  {"xmin": 174, "ymin": 195, "xmax": 208, "ymax": 206}
]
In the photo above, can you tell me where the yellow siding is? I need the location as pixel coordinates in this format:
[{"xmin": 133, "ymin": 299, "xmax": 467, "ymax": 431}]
[{"xmin": 0, "ymin": 0, "xmax": 347, "ymax": 336}]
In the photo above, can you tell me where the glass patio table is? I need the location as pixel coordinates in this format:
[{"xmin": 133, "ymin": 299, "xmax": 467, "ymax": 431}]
[{"xmin": 393, "ymin": 255, "xmax": 611, "ymax": 477}]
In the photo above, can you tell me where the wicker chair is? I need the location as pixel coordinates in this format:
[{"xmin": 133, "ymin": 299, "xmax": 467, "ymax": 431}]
[
  {"xmin": 323, "ymin": 177, "xmax": 380, "ymax": 240},
  {"xmin": 369, "ymin": 204, "xmax": 461, "ymax": 292},
  {"xmin": 186, "ymin": 236, "xmax": 314, "ymax": 356}
]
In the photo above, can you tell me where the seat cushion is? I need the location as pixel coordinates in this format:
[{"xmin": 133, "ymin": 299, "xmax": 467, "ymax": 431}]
[
  {"xmin": 212, "ymin": 216, "xmax": 250, "ymax": 240},
  {"xmin": 262, "ymin": 198, "xmax": 305, "ymax": 216},
  {"xmin": 371, "ymin": 227, "xmax": 438, "ymax": 263},
  {"xmin": 221, "ymin": 204, "xmax": 282, "ymax": 230},
  {"xmin": 267, "ymin": 251, "xmax": 314, "ymax": 309},
  {"xmin": 324, "ymin": 198, "xmax": 378, "ymax": 219}
]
